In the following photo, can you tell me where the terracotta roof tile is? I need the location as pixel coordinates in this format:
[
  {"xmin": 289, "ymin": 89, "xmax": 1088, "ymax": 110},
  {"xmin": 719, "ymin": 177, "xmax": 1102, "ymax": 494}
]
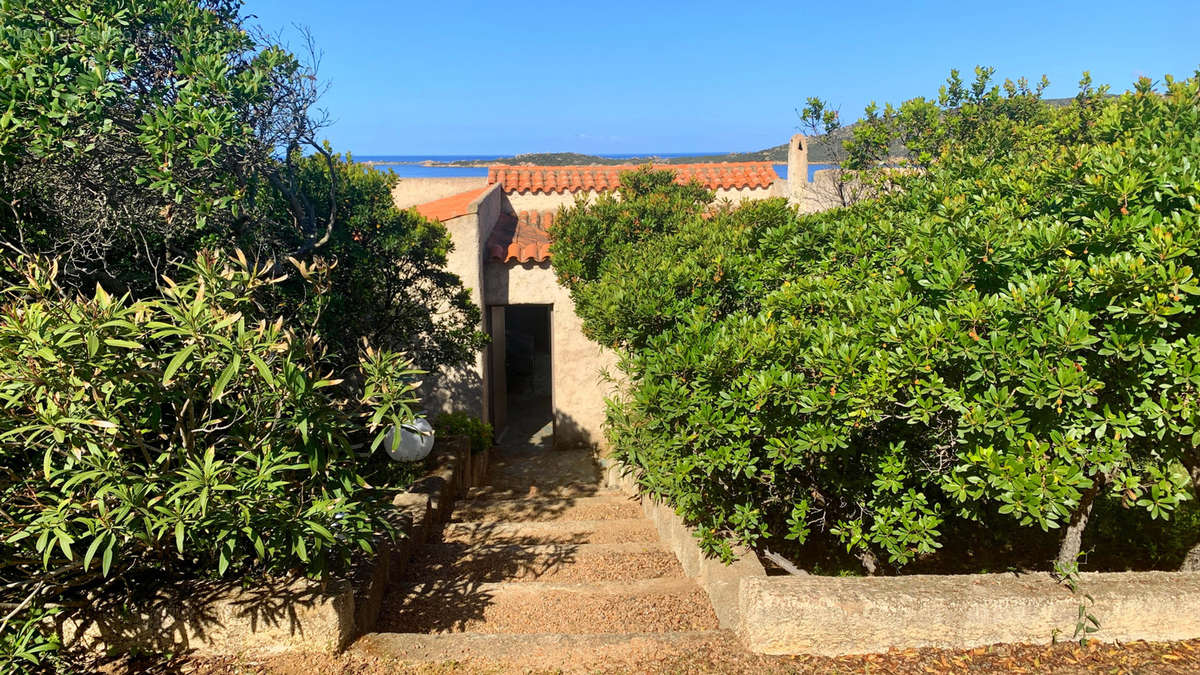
[
  {"xmin": 413, "ymin": 185, "xmax": 490, "ymax": 222},
  {"xmin": 487, "ymin": 210, "xmax": 554, "ymax": 263},
  {"xmin": 487, "ymin": 162, "xmax": 779, "ymax": 194}
]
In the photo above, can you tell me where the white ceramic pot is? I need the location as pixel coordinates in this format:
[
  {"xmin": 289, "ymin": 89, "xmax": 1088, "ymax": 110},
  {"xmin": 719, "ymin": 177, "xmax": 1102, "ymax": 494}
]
[{"xmin": 384, "ymin": 416, "xmax": 436, "ymax": 462}]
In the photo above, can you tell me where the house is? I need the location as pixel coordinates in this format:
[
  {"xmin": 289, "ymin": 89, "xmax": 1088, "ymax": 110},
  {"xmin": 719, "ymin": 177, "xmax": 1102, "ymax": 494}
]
[{"xmin": 401, "ymin": 135, "xmax": 809, "ymax": 448}]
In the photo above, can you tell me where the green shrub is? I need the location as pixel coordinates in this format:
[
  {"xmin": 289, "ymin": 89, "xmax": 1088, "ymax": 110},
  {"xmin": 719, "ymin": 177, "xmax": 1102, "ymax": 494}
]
[
  {"xmin": 0, "ymin": 0, "xmax": 305, "ymax": 292},
  {"xmin": 549, "ymin": 166, "xmax": 714, "ymax": 292},
  {"xmin": 253, "ymin": 153, "xmax": 488, "ymax": 373},
  {"xmin": 434, "ymin": 412, "xmax": 494, "ymax": 454},
  {"xmin": 0, "ymin": 251, "xmax": 420, "ymax": 668},
  {"xmin": 0, "ymin": 0, "xmax": 486, "ymax": 375},
  {"xmin": 0, "ymin": 2, "xmax": 487, "ymax": 667},
  {"xmin": 552, "ymin": 70, "xmax": 1200, "ymax": 570}
]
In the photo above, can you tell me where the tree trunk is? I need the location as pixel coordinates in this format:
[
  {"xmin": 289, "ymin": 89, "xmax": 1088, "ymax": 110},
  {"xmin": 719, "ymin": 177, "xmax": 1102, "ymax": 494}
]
[
  {"xmin": 1182, "ymin": 459, "xmax": 1200, "ymax": 572},
  {"xmin": 1056, "ymin": 484, "xmax": 1100, "ymax": 573},
  {"xmin": 1183, "ymin": 544, "xmax": 1200, "ymax": 572},
  {"xmin": 859, "ymin": 550, "xmax": 879, "ymax": 576}
]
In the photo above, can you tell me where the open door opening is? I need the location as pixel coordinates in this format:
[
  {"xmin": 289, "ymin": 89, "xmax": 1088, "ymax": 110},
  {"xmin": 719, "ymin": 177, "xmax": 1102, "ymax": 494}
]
[{"xmin": 493, "ymin": 305, "xmax": 553, "ymax": 447}]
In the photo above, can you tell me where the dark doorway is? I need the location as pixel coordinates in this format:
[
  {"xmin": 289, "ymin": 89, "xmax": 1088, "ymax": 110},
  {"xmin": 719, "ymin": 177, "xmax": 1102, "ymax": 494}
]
[{"xmin": 501, "ymin": 305, "xmax": 552, "ymax": 444}]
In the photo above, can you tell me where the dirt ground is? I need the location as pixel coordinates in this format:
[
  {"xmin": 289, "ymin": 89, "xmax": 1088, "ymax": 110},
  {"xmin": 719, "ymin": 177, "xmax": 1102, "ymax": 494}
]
[{"xmin": 101, "ymin": 637, "xmax": 1200, "ymax": 674}]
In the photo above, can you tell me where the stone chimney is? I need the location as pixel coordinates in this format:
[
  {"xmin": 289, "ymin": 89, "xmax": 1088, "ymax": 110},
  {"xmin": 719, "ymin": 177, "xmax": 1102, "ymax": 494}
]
[{"xmin": 787, "ymin": 133, "xmax": 808, "ymax": 204}]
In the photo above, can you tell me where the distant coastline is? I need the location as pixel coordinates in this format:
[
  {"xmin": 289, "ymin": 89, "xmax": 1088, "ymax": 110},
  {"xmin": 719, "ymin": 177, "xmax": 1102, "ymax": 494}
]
[
  {"xmin": 356, "ymin": 128, "xmax": 848, "ymax": 169},
  {"xmin": 360, "ymin": 147, "xmax": 789, "ymax": 169},
  {"xmin": 363, "ymin": 98, "xmax": 1091, "ymax": 170},
  {"xmin": 353, "ymin": 136, "xmax": 858, "ymax": 180}
]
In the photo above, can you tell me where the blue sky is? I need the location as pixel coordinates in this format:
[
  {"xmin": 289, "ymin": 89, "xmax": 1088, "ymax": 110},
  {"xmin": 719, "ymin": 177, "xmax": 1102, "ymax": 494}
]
[{"xmin": 241, "ymin": 0, "xmax": 1197, "ymax": 155}]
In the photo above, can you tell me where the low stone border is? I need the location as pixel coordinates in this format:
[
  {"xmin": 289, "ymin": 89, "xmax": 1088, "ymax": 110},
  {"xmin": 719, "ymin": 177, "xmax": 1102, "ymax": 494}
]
[
  {"xmin": 59, "ymin": 577, "xmax": 358, "ymax": 656},
  {"xmin": 600, "ymin": 459, "xmax": 1200, "ymax": 656},
  {"xmin": 740, "ymin": 571, "xmax": 1200, "ymax": 656},
  {"xmin": 61, "ymin": 436, "xmax": 491, "ymax": 658}
]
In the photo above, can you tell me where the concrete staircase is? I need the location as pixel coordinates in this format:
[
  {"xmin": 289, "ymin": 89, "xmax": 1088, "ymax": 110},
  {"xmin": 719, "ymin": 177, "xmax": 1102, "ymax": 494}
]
[{"xmin": 355, "ymin": 418, "xmax": 728, "ymax": 668}]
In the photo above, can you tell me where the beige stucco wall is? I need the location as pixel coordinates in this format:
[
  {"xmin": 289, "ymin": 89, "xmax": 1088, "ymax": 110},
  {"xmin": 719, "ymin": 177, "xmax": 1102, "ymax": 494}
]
[
  {"xmin": 419, "ymin": 184, "xmax": 508, "ymax": 419},
  {"xmin": 484, "ymin": 261, "xmax": 618, "ymax": 449},
  {"xmin": 799, "ymin": 168, "xmax": 850, "ymax": 213},
  {"xmin": 502, "ymin": 191, "xmax": 595, "ymax": 213},
  {"xmin": 787, "ymin": 133, "xmax": 808, "ymax": 204},
  {"xmin": 800, "ymin": 168, "xmax": 903, "ymax": 214},
  {"xmin": 739, "ymin": 571, "xmax": 1200, "ymax": 656},
  {"xmin": 713, "ymin": 185, "xmax": 783, "ymax": 203},
  {"xmin": 391, "ymin": 176, "xmax": 488, "ymax": 210}
]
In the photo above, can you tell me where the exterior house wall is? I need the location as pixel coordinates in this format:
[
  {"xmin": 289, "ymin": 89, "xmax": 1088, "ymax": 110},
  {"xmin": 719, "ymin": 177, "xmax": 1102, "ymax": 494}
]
[
  {"xmin": 801, "ymin": 169, "xmax": 845, "ymax": 213},
  {"xmin": 392, "ymin": 176, "xmax": 487, "ymax": 211},
  {"xmin": 787, "ymin": 133, "xmax": 808, "ymax": 204},
  {"xmin": 801, "ymin": 168, "xmax": 897, "ymax": 213},
  {"xmin": 502, "ymin": 191, "xmax": 593, "ymax": 213},
  {"xmin": 408, "ymin": 148, "xmax": 806, "ymax": 448},
  {"xmin": 483, "ymin": 261, "xmax": 618, "ymax": 449},
  {"xmin": 419, "ymin": 184, "xmax": 508, "ymax": 419},
  {"xmin": 712, "ymin": 185, "xmax": 782, "ymax": 203}
]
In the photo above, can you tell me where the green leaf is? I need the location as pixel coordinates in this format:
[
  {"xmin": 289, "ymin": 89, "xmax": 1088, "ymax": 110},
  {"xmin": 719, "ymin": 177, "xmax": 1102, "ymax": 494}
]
[
  {"xmin": 57, "ymin": 531, "xmax": 74, "ymax": 561},
  {"xmin": 304, "ymin": 520, "xmax": 334, "ymax": 541},
  {"xmin": 83, "ymin": 535, "xmax": 105, "ymax": 572},
  {"xmin": 163, "ymin": 344, "xmax": 197, "ymax": 384},
  {"xmin": 210, "ymin": 354, "xmax": 241, "ymax": 401},
  {"xmin": 247, "ymin": 352, "xmax": 275, "ymax": 386},
  {"xmin": 102, "ymin": 540, "xmax": 114, "ymax": 577}
]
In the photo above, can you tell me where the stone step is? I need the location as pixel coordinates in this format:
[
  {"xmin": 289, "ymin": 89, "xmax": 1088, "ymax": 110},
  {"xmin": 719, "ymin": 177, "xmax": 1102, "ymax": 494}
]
[
  {"xmin": 451, "ymin": 495, "xmax": 643, "ymax": 523},
  {"xmin": 378, "ymin": 578, "xmax": 719, "ymax": 634},
  {"xmin": 441, "ymin": 518, "xmax": 659, "ymax": 546},
  {"xmin": 465, "ymin": 483, "xmax": 619, "ymax": 501},
  {"xmin": 354, "ymin": 630, "xmax": 737, "ymax": 669},
  {"xmin": 484, "ymin": 451, "xmax": 602, "ymax": 490},
  {"xmin": 401, "ymin": 541, "xmax": 684, "ymax": 584}
]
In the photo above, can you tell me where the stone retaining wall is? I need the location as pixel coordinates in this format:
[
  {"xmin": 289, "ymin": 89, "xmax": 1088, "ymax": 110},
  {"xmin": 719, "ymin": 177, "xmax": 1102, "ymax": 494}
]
[
  {"xmin": 61, "ymin": 436, "xmax": 490, "ymax": 658},
  {"xmin": 601, "ymin": 459, "xmax": 1200, "ymax": 656},
  {"xmin": 740, "ymin": 571, "xmax": 1200, "ymax": 656}
]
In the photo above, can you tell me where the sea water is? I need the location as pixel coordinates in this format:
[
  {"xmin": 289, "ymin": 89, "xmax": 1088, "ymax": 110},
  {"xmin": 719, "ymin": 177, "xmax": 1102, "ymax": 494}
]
[{"xmin": 357, "ymin": 155, "xmax": 833, "ymax": 182}]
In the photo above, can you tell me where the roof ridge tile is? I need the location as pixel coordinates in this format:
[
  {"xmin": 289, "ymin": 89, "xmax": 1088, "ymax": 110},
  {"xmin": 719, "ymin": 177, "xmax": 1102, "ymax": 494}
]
[
  {"xmin": 487, "ymin": 162, "xmax": 780, "ymax": 194},
  {"xmin": 413, "ymin": 185, "xmax": 491, "ymax": 222},
  {"xmin": 487, "ymin": 209, "xmax": 555, "ymax": 263}
]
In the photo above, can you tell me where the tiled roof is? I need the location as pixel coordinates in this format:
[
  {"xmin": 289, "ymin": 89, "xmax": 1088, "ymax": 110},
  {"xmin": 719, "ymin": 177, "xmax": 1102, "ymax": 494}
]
[
  {"xmin": 487, "ymin": 162, "xmax": 779, "ymax": 194},
  {"xmin": 413, "ymin": 185, "xmax": 491, "ymax": 222},
  {"xmin": 487, "ymin": 211, "xmax": 554, "ymax": 263}
]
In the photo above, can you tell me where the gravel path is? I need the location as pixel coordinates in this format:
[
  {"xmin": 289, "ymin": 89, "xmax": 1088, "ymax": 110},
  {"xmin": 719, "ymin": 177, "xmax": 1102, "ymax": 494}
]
[{"xmin": 166, "ymin": 637, "xmax": 1200, "ymax": 674}]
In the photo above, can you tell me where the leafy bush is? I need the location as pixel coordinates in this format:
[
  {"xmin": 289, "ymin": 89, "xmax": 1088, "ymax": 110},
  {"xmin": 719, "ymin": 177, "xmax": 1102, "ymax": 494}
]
[
  {"xmin": 0, "ymin": 0, "xmax": 308, "ymax": 291},
  {"xmin": 0, "ymin": 251, "xmax": 419, "ymax": 668},
  {"xmin": 0, "ymin": 2, "xmax": 487, "ymax": 667},
  {"xmin": 434, "ymin": 412, "xmax": 495, "ymax": 454},
  {"xmin": 551, "ymin": 70, "xmax": 1200, "ymax": 571},
  {"xmin": 0, "ymin": 0, "xmax": 485, "ymax": 374},
  {"xmin": 254, "ymin": 153, "xmax": 487, "ymax": 372},
  {"xmin": 549, "ymin": 167, "xmax": 714, "ymax": 292}
]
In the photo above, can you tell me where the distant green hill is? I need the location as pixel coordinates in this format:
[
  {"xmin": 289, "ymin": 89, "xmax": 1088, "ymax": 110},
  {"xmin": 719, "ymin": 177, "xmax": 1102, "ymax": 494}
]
[
  {"xmin": 443, "ymin": 144, "xmax": 796, "ymax": 167},
  {"xmin": 453, "ymin": 125, "xmax": 856, "ymax": 167}
]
